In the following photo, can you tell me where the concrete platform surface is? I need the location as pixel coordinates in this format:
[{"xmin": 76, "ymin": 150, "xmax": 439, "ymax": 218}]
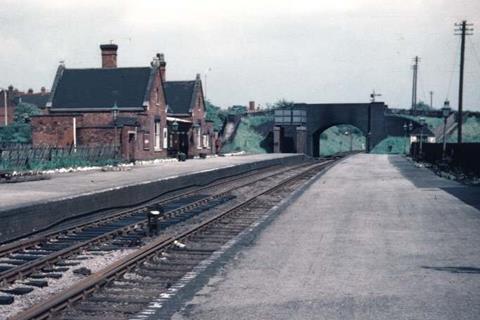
[
  {"xmin": 0, "ymin": 154, "xmax": 296, "ymax": 211},
  {"xmin": 171, "ymin": 154, "xmax": 480, "ymax": 320}
]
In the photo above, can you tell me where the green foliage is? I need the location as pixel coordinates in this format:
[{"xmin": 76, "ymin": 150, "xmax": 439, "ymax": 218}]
[
  {"xmin": 319, "ymin": 125, "xmax": 365, "ymax": 156},
  {"xmin": 0, "ymin": 123, "xmax": 32, "ymax": 144},
  {"xmin": 447, "ymin": 115, "xmax": 480, "ymax": 142},
  {"xmin": 265, "ymin": 99, "xmax": 295, "ymax": 110},
  {"xmin": 371, "ymin": 136, "xmax": 408, "ymax": 154},
  {"xmin": 14, "ymin": 102, "xmax": 42, "ymax": 123},
  {"xmin": 0, "ymin": 102, "xmax": 41, "ymax": 144},
  {"xmin": 399, "ymin": 115, "xmax": 443, "ymax": 131},
  {"xmin": 414, "ymin": 101, "xmax": 433, "ymax": 111},
  {"xmin": 221, "ymin": 115, "xmax": 272, "ymax": 154},
  {"xmin": 0, "ymin": 145, "xmax": 119, "ymax": 172},
  {"xmin": 227, "ymin": 105, "xmax": 248, "ymax": 115},
  {"xmin": 205, "ymin": 100, "xmax": 227, "ymax": 131}
]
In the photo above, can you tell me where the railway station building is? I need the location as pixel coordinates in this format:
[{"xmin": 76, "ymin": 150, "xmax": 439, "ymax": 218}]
[{"xmin": 31, "ymin": 44, "xmax": 214, "ymax": 161}]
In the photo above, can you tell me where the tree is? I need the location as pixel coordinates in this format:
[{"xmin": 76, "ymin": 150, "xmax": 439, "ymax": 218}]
[
  {"xmin": 265, "ymin": 99, "xmax": 295, "ymax": 110},
  {"xmin": 414, "ymin": 101, "xmax": 433, "ymax": 111},
  {"xmin": 14, "ymin": 102, "xmax": 42, "ymax": 123},
  {"xmin": 205, "ymin": 99, "xmax": 227, "ymax": 131}
]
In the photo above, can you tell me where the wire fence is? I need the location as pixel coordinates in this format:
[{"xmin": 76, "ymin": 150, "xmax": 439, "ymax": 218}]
[{"xmin": 0, "ymin": 144, "xmax": 120, "ymax": 172}]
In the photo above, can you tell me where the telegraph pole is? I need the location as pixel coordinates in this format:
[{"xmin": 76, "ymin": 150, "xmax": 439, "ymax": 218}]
[
  {"xmin": 411, "ymin": 56, "xmax": 419, "ymax": 110},
  {"xmin": 429, "ymin": 91, "xmax": 433, "ymax": 109},
  {"xmin": 454, "ymin": 20, "xmax": 473, "ymax": 143}
]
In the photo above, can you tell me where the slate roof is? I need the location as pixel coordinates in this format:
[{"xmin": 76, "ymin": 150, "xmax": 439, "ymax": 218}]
[
  {"xmin": 14, "ymin": 94, "xmax": 49, "ymax": 109},
  {"xmin": 51, "ymin": 67, "xmax": 152, "ymax": 109},
  {"xmin": 164, "ymin": 81, "xmax": 196, "ymax": 114}
]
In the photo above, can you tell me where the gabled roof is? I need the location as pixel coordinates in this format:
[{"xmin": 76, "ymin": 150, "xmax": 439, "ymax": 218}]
[
  {"xmin": 14, "ymin": 94, "xmax": 49, "ymax": 109},
  {"xmin": 50, "ymin": 67, "xmax": 154, "ymax": 110},
  {"xmin": 164, "ymin": 81, "xmax": 196, "ymax": 114}
]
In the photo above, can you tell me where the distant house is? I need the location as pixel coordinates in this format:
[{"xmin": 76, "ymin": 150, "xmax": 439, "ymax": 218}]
[
  {"xmin": 0, "ymin": 86, "xmax": 49, "ymax": 126},
  {"xmin": 165, "ymin": 74, "xmax": 215, "ymax": 157},
  {"xmin": 31, "ymin": 44, "xmax": 214, "ymax": 161},
  {"xmin": 13, "ymin": 87, "xmax": 50, "ymax": 111}
]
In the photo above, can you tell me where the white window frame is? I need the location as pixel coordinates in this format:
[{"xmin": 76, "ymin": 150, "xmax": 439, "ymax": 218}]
[
  {"xmin": 196, "ymin": 128, "xmax": 202, "ymax": 150},
  {"xmin": 202, "ymin": 134, "xmax": 208, "ymax": 149},
  {"xmin": 154, "ymin": 120, "xmax": 161, "ymax": 151}
]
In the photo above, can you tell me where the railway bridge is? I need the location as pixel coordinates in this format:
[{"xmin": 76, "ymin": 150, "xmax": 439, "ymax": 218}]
[{"xmin": 273, "ymin": 102, "xmax": 433, "ymax": 156}]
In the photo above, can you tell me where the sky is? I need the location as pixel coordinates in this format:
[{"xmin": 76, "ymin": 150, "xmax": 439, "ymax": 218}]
[{"xmin": 0, "ymin": 0, "xmax": 479, "ymax": 110}]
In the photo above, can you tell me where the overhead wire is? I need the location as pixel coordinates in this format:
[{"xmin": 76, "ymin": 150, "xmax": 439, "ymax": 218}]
[{"xmin": 445, "ymin": 40, "xmax": 460, "ymax": 101}]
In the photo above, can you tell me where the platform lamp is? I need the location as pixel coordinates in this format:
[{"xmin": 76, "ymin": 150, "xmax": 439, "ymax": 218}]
[
  {"xmin": 419, "ymin": 117, "xmax": 426, "ymax": 159},
  {"xmin": 171, "ymin": 120, "xmax": 179, "ymax": 132},
  {"xmin": 112, "ymin": 102, "xmax": 119, "ymax": 159},
  {"xmin": 344, "ymin": 129, "xmax": 353, "ymax": 152},
  {"xmin": 441, "ymin": 100, "xmax": 451, "ymax": 162},
  {"xmin": 403, "ymin": 122, "xmax": 414, "ymax": 155}
]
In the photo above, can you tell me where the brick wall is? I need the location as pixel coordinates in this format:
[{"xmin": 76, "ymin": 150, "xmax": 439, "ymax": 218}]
[{"xmin": 32, "ymin": 115, "xmax": 80, "ymax": 146}]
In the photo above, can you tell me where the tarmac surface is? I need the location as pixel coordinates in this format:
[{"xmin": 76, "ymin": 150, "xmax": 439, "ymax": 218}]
[
  {"xmin": 169, "ymin": 154, "xmax": 480, "ymax": 320},
  {"xmin": 0, "ymin": 154, "xmax": 296, "ymax": 211}
]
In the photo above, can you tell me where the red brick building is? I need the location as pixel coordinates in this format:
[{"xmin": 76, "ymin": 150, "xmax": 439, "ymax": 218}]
[
  {"xmin": 31, "ymin": 44, "xmax": 214, "ymax": 160},
  {"xmin": 164, "ymin": 73, "xmax": 215, "ymax": 157}
]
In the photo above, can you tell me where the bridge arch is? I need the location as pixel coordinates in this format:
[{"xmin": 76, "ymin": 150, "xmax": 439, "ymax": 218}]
[{"xmin": 312, "ymin": 124, "xmax": 366, "ymax": 157}]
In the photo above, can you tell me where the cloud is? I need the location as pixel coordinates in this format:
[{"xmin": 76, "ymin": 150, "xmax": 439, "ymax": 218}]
[{"xmin": 0, "ymin": 0, "xmax": 479, "ymax": 109}]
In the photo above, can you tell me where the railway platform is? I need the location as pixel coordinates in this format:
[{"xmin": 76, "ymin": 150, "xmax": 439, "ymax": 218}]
[
  {"xmin": 169, "ymin": 154, "xmax": 480, "ymax": 320},
  {"xmin": 0, "ymin": 154, "xmax": 304, "ymax": 243}
]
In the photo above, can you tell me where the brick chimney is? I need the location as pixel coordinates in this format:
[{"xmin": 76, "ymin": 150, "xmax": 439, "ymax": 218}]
[
  {"xmin": 100, "ymin": 44, "xmax": 118, "ymax": 68},
  {"xmin": 157, "ymin": 53, "xmax": 166, "ymax": 81},
  {"xmin": 249, "ymin": 101, "xmax": 255, "ymax": 112}
]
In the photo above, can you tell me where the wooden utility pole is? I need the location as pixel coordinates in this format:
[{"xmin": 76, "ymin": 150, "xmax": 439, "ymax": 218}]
[
  {"xmin": 411, "ymin": 56, "xmax": 419, "ymax": 110},
  {"xmin": 429, "ymin": 91, "xmax": 433, "ymax": 109},
  {"xmin": 454, "ymin": 20, "xmax": 473, "ymax": 143}
]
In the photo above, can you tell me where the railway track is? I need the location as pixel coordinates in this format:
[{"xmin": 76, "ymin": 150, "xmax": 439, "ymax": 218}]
[
  {"xmin": 7, "ymin": 157, "xmax": 338, "ymax": 320},
  {"xmin": 0, "ymin": 159, "xmax": 329, "ymax": 306}
]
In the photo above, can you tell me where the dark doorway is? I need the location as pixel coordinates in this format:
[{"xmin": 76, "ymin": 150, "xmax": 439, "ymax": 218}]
[{"xmin": 127, "ymin": 133, "xmax": 136, "ymax": 162}]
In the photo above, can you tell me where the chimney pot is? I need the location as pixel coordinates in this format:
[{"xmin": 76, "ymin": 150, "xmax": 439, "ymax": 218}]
[
  {"xmin": 158, "ymin": 53, "xmax": 166, "ymax": 81},
  {"xmin": 100, "ymin": 43, "xmax": 118, "ymax": 68}
]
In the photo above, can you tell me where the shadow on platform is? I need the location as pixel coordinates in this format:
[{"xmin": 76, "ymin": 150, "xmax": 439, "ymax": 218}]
[
  {"xmin": 388, "ymin": 155, "xmax": 480, "ymax": 212},
  {"xmin": 421, "ymin": 266, "xmax": 480, "ymax": 274}
]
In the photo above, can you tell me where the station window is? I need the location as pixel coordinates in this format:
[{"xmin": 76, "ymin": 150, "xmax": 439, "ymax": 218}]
[{"xmin": 196, "ymin": 128, "xmax": 202, "ymax": 149}]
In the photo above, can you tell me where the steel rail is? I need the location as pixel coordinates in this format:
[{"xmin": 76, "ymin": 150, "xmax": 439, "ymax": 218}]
[
  {"xmin": 0, "ymin": 163, "xmax": 286, "ymax": 256},
  {"xmin": 0, "ymin": 161, "xmax": 323, "ymax": 286},
  {"xmin": 9, "ymin": 159, "xmax": 336, "ymax": 320}
]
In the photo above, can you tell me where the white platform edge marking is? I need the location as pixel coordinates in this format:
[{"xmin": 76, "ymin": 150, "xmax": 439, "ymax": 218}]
[{"xmin": 129, "ymin": 162, "xmax": 331, "ymax": 320}]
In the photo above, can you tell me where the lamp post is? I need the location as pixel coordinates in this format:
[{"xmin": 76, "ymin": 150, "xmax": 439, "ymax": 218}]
[
  {"xmin": 112, "ymin": 102, "xmax": 119, "ymax": 159},
  {"xmin": 419, "ymin": 117, "xmax": 425, "ymax": 159},
  {"xmin": 344, "ymin": 129, "xmax": 353, "ymax": 152},
  {"xmin": 170, "ymin": 120, "xmax": 179, "ymax": 156},
  {"xmin": 441, "ymin": 100, "xmax": 451, "ymax": 162},
  {"xmin": 403, "ymin": 122, "xmax": 413, "ymax": 155}
]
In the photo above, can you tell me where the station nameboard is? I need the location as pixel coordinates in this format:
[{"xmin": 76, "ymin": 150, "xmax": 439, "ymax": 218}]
[{"xmin": 274, "ymin": 109, "xmax": 307, "ymax": 125}]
